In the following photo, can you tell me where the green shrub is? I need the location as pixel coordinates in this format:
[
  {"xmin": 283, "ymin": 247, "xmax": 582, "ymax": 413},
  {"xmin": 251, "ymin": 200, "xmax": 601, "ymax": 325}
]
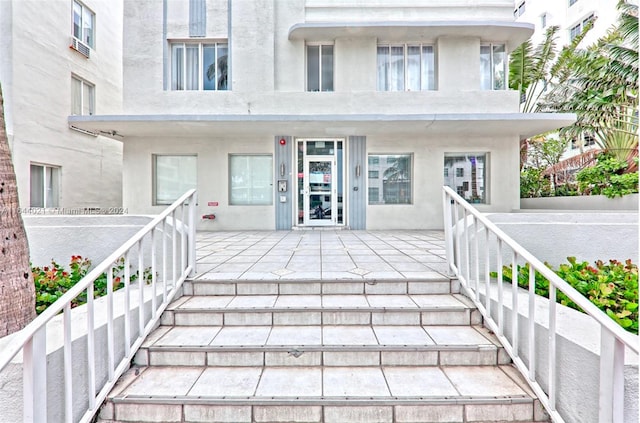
[
  {"xmin": 492, "ymin": 257, "xmax": 638, "ymax": 334},
  {"xmin": 576, "ymin": 155, "xmax": 639, "ymax": 198},
  {"xmin": 32, "ymin": 255, "xmax": 151, "ymax": 314}
]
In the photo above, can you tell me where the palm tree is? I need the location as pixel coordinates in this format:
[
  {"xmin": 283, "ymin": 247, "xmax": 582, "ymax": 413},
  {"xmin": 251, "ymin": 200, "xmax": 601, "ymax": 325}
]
[
  {"xmin": 0, "ymin": 83, "xmax": 36, "ymax": 337},
  {"xmin": 539, "ymin": 1, "xmax": 638, "ymax": 168}
]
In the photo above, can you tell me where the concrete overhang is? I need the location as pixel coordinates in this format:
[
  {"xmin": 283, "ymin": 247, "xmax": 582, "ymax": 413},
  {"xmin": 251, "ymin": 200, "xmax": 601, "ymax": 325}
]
[
  {"xmin": 288, "ymin": 21, "xmax": 535, "ymax": 51},
  {"xmin": 69, "ymin": 113, "xmax": 575, "ymax": 141}
]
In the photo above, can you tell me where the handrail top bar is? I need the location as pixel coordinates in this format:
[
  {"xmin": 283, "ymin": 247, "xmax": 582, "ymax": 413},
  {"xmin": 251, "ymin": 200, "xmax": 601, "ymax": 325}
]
[
  {"xmin": 0, "ymin": 189, "xmax": 197, "ymax": 371},
  {"xmin": 443, "ymin": 186, "xmax": 639, "ymax": 352}
]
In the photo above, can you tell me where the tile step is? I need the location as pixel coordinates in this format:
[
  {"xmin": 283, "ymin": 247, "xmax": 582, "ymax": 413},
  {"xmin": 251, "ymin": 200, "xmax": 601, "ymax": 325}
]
[
  {"xmin": 184, "ymin": 279, "xmax": 459, "ymax": 296},
  {"xmin": 135, "ymin": 345, "xmax": 511, "ymax": 367},
  {"xmin": 162, "ymin": 308, "xmax": 481, "ymax": 326},
  {"xmin": 98, "ymin": 365, "xmax": 548, "ymax": 423}
]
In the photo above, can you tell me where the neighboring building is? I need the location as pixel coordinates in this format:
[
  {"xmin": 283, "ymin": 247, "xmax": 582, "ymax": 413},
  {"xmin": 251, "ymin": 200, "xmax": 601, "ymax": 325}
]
[
  {"xmin": 0, "ymin": 0, "xmax": 123, "ymax": 210},
  {"xmin": 70, "ymin": 0, "xmax": 573, "ymax": 230},
  {"xmin": 515, "ymin": 0, "xmax": 622, "ymax": 159},
  {"xmin": 514, "ymin": 0, "xmax": 620, "ymax": 47}
]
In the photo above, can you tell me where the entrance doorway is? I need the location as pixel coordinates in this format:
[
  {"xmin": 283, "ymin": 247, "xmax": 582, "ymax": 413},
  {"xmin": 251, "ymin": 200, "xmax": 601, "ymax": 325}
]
[{"xmin": 296, "ymin": 139, "xmax": 344, "ymax": 227}]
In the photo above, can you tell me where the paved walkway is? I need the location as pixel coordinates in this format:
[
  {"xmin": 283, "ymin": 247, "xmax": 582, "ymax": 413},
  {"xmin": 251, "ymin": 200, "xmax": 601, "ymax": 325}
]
[{"xmin": 194, "ymin": 230, "xmax": 450, "ymax": 281}]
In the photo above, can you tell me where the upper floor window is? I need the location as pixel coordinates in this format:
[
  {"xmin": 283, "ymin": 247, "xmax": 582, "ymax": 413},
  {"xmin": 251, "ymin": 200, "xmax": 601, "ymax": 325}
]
[
  {"xmin": 306, "ymin": 44, "xmax": 333, "ymax": 92},
  {"xmin": 569, "ymin": 0, "xmax": 579, "ymax": 6},
  {"xmin": 514, "ymin": 2, "xmax": 526, "ymax": 17},
  {"xmin": 72, "ymin": 1, "xmax": 95, "ymax": 48},
  {"xmin": 480, "ymin": 44, "xmax": 506, "ymax": 90},
  {"xmin": 171, "ymin": 42, "xmax": 228, "ymax": 91},
  {"xmin": 71, "ymin": 75, "xmax": 94, "ymax": 115},
  {"xmin": 377, "ymin": 44, "xmax": 435, "ymax": 91},
  {"xmin": 569, "ymin": 14, "xmax": 595, "ymax": 41},
  {"xmin": 541, "ymin": 13, "xmax": 547, "ymax": 28}
]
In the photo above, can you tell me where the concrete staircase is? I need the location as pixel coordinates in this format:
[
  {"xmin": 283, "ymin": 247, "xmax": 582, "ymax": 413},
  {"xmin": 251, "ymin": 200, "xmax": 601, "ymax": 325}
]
[{"xmin": 98, "ymin": 278, "xmax": 549, "ymax": 423}]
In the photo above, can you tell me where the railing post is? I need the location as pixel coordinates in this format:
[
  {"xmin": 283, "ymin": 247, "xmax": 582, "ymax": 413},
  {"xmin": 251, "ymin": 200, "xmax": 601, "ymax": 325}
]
[
  {"xmin": 599, "ymin": 328, "xmax": 625, "ymax": 422},
  {"xmin": 188, "ymin": 191, "xmax": 197, "ymax": 277},
  {"xmin": 23, "ymin": 327, "xmax": 47, "ymax": 422},
  {"xmin": 442, "ymin": 189, "xmax": 455, "ymax": 276}
]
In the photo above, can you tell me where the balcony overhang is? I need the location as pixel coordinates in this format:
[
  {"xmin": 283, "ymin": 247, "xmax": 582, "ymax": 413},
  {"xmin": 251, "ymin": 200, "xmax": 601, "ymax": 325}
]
[
  {"xmin": 288, "ymin": 21, "xmax": 535, "ymax": 51},
  {"xmin": 69, "ymin": 113, "xmax": 575, "ymax": 141}
]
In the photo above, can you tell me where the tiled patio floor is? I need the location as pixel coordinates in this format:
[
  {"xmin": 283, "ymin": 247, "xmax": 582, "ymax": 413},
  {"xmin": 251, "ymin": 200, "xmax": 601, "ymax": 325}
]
[{"xmin": 194, "ymin": 230, "xmax": 450, "ymax": 281}]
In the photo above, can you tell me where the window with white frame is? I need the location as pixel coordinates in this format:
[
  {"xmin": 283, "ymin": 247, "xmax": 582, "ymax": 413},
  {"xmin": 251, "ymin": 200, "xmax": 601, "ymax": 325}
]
[
  {"xmin": 153, "ymin": 155, "xmax": 197, "ymax": 205},
  {"xmin": 71, "ymin": 75, "xmax": 94, "ymax": 115},
  {"xmin": 514, "ymin": 2, "xmax": 526, "ymax": 17},
  {"xmin": 377, "ymin": 44, "xmax": 435, "ymax": 91},
  {"xmin": 171, "ymin": 42, "xmax": 228, "ymax": 91},
  {"xmin": 229, "ymin": 155, "xmax": 273, "ymax": 205},
  {"xmin": 30, "ymin": 164, "xmax": 60, "ymax": 208},
  {"xmin": 306, "ymin": 44, "xmax": 334, "ymax": 92},
  {"xmin": 368, "ymin": 154, "xmax": 413, "ymax": 204},
  {"xmin": 480, "ymin": 44, "xmax": 506, "ymax": 90},
  {"xmin": 444, "ymin": 153, "xmax": 488, "ymax": 204},
  {"xmin": 569, "ymin": 14, "xmax": 595, "ymax": 41},
  {"xmin": 541, "ymin": 13, "xmax": 547, "ymax": 28},
  {"xmin": 72, "ymin": 0, "xmax": 95, "ymax": 48}
]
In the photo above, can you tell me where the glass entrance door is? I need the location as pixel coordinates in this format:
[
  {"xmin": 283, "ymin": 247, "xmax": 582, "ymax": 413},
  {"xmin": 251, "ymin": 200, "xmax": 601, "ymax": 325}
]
[
  {"xmin": 296, "ymin": 139, "xmax": 344, "ymax": 227},
  {"xmin": 305, "ymin": 158, "xmax": 334, "ymax": 225}
]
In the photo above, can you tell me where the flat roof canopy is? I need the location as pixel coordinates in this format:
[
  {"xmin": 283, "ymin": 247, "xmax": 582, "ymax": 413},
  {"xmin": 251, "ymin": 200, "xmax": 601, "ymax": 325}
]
[
  {"xmin": 69, "ymin": 113, "xmax": 575, "ymax": 141},
  {"xmin": 288, "ymin": 21, "xmax": 535, "ymax": 52}
]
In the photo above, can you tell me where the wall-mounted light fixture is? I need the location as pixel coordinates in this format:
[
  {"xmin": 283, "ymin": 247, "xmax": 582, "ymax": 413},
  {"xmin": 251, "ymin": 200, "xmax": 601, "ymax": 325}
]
[
  {"xmin": 355, "ymin": 164, "xmax": 361, "ymax": 178},
  {"xmin": 280, "ymin": 163, "xmax": 286, "ymax": 177}
]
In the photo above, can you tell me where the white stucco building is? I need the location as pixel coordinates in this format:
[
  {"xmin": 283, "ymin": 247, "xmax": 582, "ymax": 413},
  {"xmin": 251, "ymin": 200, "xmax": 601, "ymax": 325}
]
[
  {"xmin": 70, "ymin": 0, "xmax": 574, "ymax": 230},
  {"xmin": 0, "ymin": 0, "xmax": 124, "ymax": 210}
]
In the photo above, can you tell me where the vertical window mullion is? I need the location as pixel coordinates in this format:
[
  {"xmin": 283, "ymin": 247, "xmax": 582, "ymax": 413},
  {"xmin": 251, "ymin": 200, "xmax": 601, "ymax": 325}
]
[
  {"xmin": 42, "ymin": 166, "xmax": 48, "ymax": 208},
  {"xmin": 318, "ymin": 46, "xmax": 322, "ymax": 92},
  {"xmin": 199, "ymin": 44, "xmax": 203, "ymax": 90},
  {"xmin": 182, "ymin": 43, "xmax": 187, "ymax": 91}
]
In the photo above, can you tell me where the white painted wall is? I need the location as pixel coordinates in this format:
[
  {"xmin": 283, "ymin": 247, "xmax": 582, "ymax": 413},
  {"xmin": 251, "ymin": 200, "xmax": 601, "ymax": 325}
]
[
  {"xmin": 521, "ymin": 194, "xmax": 639, "ymax": 211},
  {"xmin": 123, "ymin": 136, "xmax": 277, "ymax": 230},
  {"xmin": 0, "ymin": 0, "xmax": 124, "ymax": 209}
]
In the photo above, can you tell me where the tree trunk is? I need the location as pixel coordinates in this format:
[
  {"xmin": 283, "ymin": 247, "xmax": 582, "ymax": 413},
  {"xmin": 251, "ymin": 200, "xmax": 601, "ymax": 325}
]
[{"xmin": 0, "ymin": 83, "xmax": 36, "ymax": 337}]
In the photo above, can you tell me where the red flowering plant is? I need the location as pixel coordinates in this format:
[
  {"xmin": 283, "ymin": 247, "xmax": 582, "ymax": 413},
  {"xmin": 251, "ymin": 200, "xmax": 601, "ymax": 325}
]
[
  {"xmin": 493, "ymin": 257, "xmax": 638, "ymax": 334},
  {"xmin": 32, "ymin": 256, "xmax": 150, "ymax": 314}
]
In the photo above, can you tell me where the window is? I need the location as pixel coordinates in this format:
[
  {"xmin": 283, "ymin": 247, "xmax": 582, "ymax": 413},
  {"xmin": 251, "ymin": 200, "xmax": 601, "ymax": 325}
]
[
  {"xmin": 444, "ymin": 153, "xmax": 488, "ymax": 204},
  {"xmin": 153, "ymin": 155, "xmax": 197, "ymax": 205},
  {"xmin": 368, "ymin": 170, "xmax": 379, "ymax": 179},
  {"xmin": 71, "ymin": 76, "xmax": 94, "ymax": 115},
  {"xmin": 541, "ymin": 13, "xmax": 547, "ymax": 28},
  {"xmin": 368, "ymin": 154, "xmax": 412, "ymax": 204},
  {"xmin": 377, "ymin": 44, "xmax": 435, "ymax": 91},
  {"xmin": 30, "ymin": 164, "xmax": 60, "ymax": 208},
  {"xmin": 570, "ymin": 14, "xmax": 595, "ymax": 40},
  {"xmin": 171, "ymin": 42, "xmax": 228, "ymax": 91},
  {"xmin": 306, "ymin": 44, "xmax": 333, "ymax": 92},
  {"xmin": 514, "ymin": 2, "xmax": 526, "ymax": 17},
  {"xmin": 569, "ymin": 0, "xmax": 579, "ymax": 6},
  {"xmin": 480, "ymin": 44, "xmax": 506, "ymax": 90},
  {"xmin": 229, "ymin": 155, "xmax": 273, "ymax": 205},
  {"xmin": 72, "ymin": 1, "xmax": 95, "ymax": 48}
]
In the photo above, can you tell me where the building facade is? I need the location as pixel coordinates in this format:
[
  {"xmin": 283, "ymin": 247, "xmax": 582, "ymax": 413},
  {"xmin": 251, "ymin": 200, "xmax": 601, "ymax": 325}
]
[
  {"xmin": 0, "ymin": 0, "xmax": 124, "ymax": 210},
  {"xmin": 71, "ymin": 0, "xmax": 573, "ymax": 230}
]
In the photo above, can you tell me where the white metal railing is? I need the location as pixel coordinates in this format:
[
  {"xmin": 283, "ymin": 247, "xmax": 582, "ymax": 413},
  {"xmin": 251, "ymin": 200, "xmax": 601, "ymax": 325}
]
[
  {"xmin": 442, "ymin": 186, "xmax": 639, "ymax": 423},
  {"xmin": 0, "ymin": 189, "xmax": 197, "ymax": 423}
]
